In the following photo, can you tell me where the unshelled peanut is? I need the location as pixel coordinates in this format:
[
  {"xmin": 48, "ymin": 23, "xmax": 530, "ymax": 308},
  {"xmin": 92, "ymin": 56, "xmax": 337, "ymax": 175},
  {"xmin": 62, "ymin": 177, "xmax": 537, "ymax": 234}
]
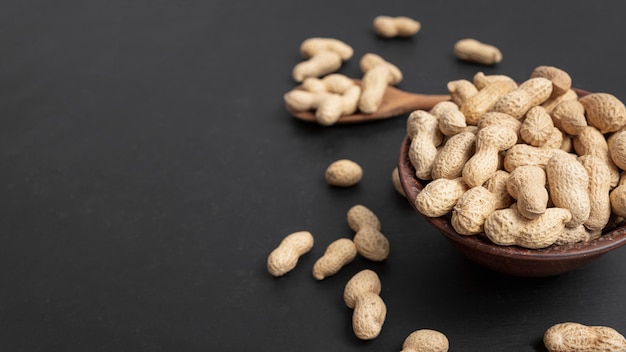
[
  {"xmin": 491, "ymin": 77, "xmax": 553, "ymax": 119},
  {"xmin": 347, "ymin": 204, "xmax": 381, "ymax": 232},
  {"xmin": 312, "ymin": 238, "xmax": 357, "ymax": 280},
  {"xmin": 414, "ymin": 177, "xmax": 469, "ymax": 218},
  {"xmin": 373, "ymin": 15, "xmax": 421, "ymax": 38},
  {"xmin": 407, "ymin": 110, "xmax": 443, "ymax": 180},
  {"xmin": 462, "ymin": 125, "xmax": 517, "ymax": 188},
  {"xmin": 358, "ymin": 53, "xmax": 403, "ymax": 113},
  {"xmin": 579, "ymin": 92, "xmax": 626, "ymax": 133},
  {"xmin": 507, "ymin": 165, "xmax": 549, "ymax": 220},
  {"xmin": 546, "ymin": 153, "xmax": 591, "ymax": 227},
  {"xmin": 530, "ymin": 65, "xmax": 572, "ymax": 98},
  {"xmin": 451, "ymin": 186, "xmax": 497, "ymax": 235},
  {"xmin": 267, "ymin": 231, "xmax": 314, "ymax": 277},
  {"xmin": 453, "ymin": 38, "xmax": 502, "ymax": 65},
  {"xmin": 325, "ymin": 159, "xmax": 363, "ymax": 187},
  {"xmin": 344, "ymin": 269, "xmax": 386, "ymax": 340},
  {"xmin": 544, "ymin": 322, "xmax": 626, "ymax": 352},
  {"xmin": 401, "ymin": 329, "xmax": 449, "ymax": 352}
]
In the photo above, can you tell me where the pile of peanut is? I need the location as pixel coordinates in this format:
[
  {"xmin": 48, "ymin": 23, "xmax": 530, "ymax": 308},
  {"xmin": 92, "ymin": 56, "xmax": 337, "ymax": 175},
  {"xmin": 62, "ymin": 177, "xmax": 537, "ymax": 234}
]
[
  {"xmin": 408, "ymin": 66, "xmax": 626, "ymax": 249},
  {"xmin": 273, "ymin": 16, "xmax": 626, "ymax": 351}
]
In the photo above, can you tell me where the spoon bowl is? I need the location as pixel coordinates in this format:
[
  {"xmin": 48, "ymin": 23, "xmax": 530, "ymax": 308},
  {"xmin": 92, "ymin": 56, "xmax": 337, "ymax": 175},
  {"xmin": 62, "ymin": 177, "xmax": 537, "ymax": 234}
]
[
  {"xmin": 287, "ymin": 81, "xmax": 450, "ymax": 124},
  {"xmin": 397, "ymin": 87, "xmax": 626, "ymax": 276}
]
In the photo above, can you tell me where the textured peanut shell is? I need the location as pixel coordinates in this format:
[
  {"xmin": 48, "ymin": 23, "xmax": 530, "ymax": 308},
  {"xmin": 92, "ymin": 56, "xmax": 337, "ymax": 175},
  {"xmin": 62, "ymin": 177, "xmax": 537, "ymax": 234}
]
[
  {"xmin": 292, "ymin": 51, "xmax": 343, "ymax": 82},
  {"xmin": 579, "ymin": 155, "xmax": 612, "ymax": 231},
  {"xmin": 541, "ymin": 89, "xmax": 578, "ymax": 114},
  {"xmin": 451, "ymin": 186, "xmax": 497, "ymax": 235},
  {"xmin": 300, "ymin": 37, "xmax": 354, "ymax": 60},
  {"xmin": 353, "ymin": 227, "xmax": 390, "ymax": 261},
  {"xmin": 347, "ymin": 204, "xmax": 381, "ymax": 232},
  {"xmin": 551, "ymin": 100, "xmax": 586, "ymax": 135},
  {"xmin": 503, "ymin": 144, "xmax": 566, "ymax": 172},
  {"xmin": 431, "ymin": 132, "xmax": 476, "ymax": 180},
  {"xmin": 462, "ymin": 125, "xmax": 517, "ymax": 188},
  {"xmin": 401, "ymin": 329, "xmax": 449, "ymax": 352},
  {"xmin": 484, "ymin": 207, "xmax": 571, "ymax": 249},
  {"xmin": 447, "ymin": 79, "xmax": 478, "ymax": 107},
  {"xmin": 453, "ymin": 38, "xmax": 502, "ymax": 65},
  {"xmin": 477, "ymin": 112, "xmax": 522, "ymax": 142},
  {"xmin": 530, "ymin": 65, "xmax": 572, "ymax": 98},
  {"xmin": 579, "ymin": 93, "xmax": 626, "ymax": 133},
  {"xmin": 546, "ymin": 153, "xmax": 591, "ymax": 227},
  {"xmin": 343, "ymin": 269, "xmax": 381, "ymax": 309},
  {"xmin": 267, "ymin": 231, "xmax": 314, "ymax": 277},
  {"xmin": 408, "ymin": 110, "xmax": 443, "ymax": 180},
  {"xmin": 485, "ymin": 170, "xmax": 513, "ymax": 209},
  {"xmin": 325, "ymin": 159, "xmax": 363, "ymax": 187},
  {"xmin": 574, "ymin": 126, "xmax": 620, "ymax": 187},
  {"xmin": 555, "ymin": 225, "xmax": 600, "ymax": 245},
  {"xmin": 312, "ymin": 238, "xmax": 357, "ymax": 280},
  {"xmin": 359, "ymin": 64, "xmax": 399, "ymax": 113},
  {"xmin": 608, "ymin": 129, "xmax": 626, "ymax": 170},
  {"xmin": 490, "ymin": 77, "xmax": 553, "ymax": 119},
  {"xmin": 414, "ymin": 177, "xmax": 468, "ymax": 217},
  {"xmin": 544, "ymin": 322, "xmax": 626, "ymax": 352},
  {"xmin": 351, "ymin": 292, "xmax": 386, "ymax": 340},
  {"xmin": 473, "ymin": 72, "xmax": 516, "ymax": 90},
  {"xmin": 520, "ymin": 106, "xmax": 554, "ymax": 146},
  {"xmin": 610, "ymin": 174, "xmax": 626, "ymax": 218},
  {"xmin": 507, "ymin": 165, "xmax": 548, "ymax": 220},
  {"xmin": 431, "ymin": 101, "xmax": 469, "ymax": 136},
  {"xmin": 461, "ymin": 80, "xmax": 517, "ymax": 124},
  {"xmin": 373, "ymin": 15, "xmax": 421, "ymax": 38}
]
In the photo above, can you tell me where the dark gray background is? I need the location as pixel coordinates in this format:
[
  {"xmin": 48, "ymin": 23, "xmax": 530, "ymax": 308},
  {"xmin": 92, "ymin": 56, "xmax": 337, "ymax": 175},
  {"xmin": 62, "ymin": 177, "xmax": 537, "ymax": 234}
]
[{"xmin": 2, "ymin": 1, "xmax": 626, "ymax": 351}]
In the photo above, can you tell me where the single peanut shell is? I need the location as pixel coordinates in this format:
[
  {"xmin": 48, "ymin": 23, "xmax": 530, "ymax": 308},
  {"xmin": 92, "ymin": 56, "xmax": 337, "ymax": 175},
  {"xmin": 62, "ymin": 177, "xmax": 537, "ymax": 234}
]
[
  {"xmin": 485, "ymin": 170, "xmax": 513, "ymax": 209},
  {"xmin": 373, "ymin": 15, "xmax": 421, "ymax": 38},
  {"xmin": 608, "ymin": 128, "xmax": 626, "ymax": 170},
  {"xmin": 520, "ymin": 106, "xmax": 555, "ymax": 147},
  {"xmin": 490, "ymin": 77, "xmax": 553, "ymax": 119},
  {"xmin": 431, "ymin": 132, "xmax": 476, "ymax": 180},
  {"xmin": 267, "ymin": 231, "xmax": 314, "ymax": 277},
  {"xmin": 325, "ymin": 159, "xmax": 363, "ymax": 187},
  {"xmin": 347, "ymin": 204, "xmax": 381, "ymax": 232},
  {"xmin": 292, "ymin": 50, "xmax": 343, "ymax": 82},
  {"xmin": 353, "ymin": 227, "xmax": 390, "ymax": 261},
  {"xmin": 352, "ymin": 292, "xmax": 386, "ymax": 340},
  {"xmin": 544, "ymin": 322, "xmax": 626, "ymax": 352},
  {"xmin": 451, "ymin": 186, "xmax": 497, "ymax": 235},
  {"xmin": 414, "ymin": 177, "xmax": 468, "ymax": 217},
  {"xmin": 300, "ymin": 37, "xmax": 354, "ymax": 60},
  {"xmin": 579, "ymin": 93, "xmax": 626, "ymax": 133},
  {"xmin": 473, "ymin": 71, "xmax": 517, "ymax": 90},
  {"xmin": 343, "ymin": 269, "xmax": 381, "ymax": 309},
  {"xmin": 530, "ymin": 65, "xmax": 572, "ymax": 98},
  {"xmin": 507, "ymin": 165, "xmax": 549, "ymax": 220},
  {"xmin": 546, "ymin": 153, "xmax": 591, "ymax": 227},
  {"xmin": 447, "ymin": 79, "xmax": 478, "ymax": 107},
  {"xmin": 312, "ymin": 238, "xmax": 357, "ymax": 280},
  {"xmin": 579, "ymin": 155, "xmax": 612, "ymax": 231},
  {"xmin": 461, "ymin": 80, "xmax": 517, "ymax": 124},
  {"xmin": 401, "ymin": 329, "xmax": 449, "ymax": 352},
  {"xmin": 408, "ymin": 110, "xmax": 443, "ymax": 180},
  {"xmin": 462, "ymin": 125, "xmax": 517, "ymax": 188},
  {"xmin": 453, "ymin": 38, "xmax": 502, "ymax": 65}
]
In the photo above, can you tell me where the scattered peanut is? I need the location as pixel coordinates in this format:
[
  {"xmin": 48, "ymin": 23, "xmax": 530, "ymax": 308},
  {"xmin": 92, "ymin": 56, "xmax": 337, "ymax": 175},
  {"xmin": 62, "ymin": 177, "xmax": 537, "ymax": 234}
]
[
  {"xmin": 267, "ymin": 231, "xmax": 314, "ymax": 277},
  {"xmin": 347, "ymin": 204, "xmax": 381, "ymax": 232},
  {"xmin": 453, "ymin": 38, "xmax": 503, "ymax": 65},
  {"xmin": 312, "ymin": 238, "xmax": 357, "ymax": 280},
  {"xmin": 373, "ymin": 15, "xmax": 421, "ymax": 38},
  {"xmin": 325, "ymin": 159, "xmax": 363, "ymax": 187},
  {"xmin": 358, "ymin": 53, "xmax": 403, "ymax": 113},
  {"xmin": 401, "ymin": 329, "xmax": 449, "ymax": 352},
  {"xmin": 354, "ymin": 227, "xmax": 390, "ymax": 261},
  {"xmin": 343, "ymin": 269, "xmax": 386, "ymax": 340},
  {"xmin": 544, "ymin": 322, "xmax": 626, "ymax": 352}
]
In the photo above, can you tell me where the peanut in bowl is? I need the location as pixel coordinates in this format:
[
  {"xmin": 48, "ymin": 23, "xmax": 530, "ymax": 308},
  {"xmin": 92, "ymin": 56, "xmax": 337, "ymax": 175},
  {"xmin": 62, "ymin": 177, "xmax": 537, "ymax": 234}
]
[{"xmin": 397, "ymin": 135, "xmax": 626, "ymax": 277}]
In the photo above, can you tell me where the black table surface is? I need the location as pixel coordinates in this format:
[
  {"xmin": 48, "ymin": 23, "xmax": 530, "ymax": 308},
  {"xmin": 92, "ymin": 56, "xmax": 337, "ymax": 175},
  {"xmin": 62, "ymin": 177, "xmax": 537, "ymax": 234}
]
[{"xmin": 2, "ymin": 1, "xmax": 626, "ymax": 351}]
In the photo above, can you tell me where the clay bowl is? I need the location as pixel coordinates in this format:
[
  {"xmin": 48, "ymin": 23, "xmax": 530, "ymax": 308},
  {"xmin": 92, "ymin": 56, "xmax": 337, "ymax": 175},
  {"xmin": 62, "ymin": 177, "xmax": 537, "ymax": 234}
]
[{"xmin": 398, "ymin": 135, "xmax": 626, "ymax": 277}]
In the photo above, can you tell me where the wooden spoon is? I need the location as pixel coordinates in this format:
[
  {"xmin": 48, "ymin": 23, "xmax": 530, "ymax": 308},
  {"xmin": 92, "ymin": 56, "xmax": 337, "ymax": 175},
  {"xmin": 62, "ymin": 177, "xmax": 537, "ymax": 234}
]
[{"xmin": 287, "ymin": 81, "xmax": 450, "ymax": 124}]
